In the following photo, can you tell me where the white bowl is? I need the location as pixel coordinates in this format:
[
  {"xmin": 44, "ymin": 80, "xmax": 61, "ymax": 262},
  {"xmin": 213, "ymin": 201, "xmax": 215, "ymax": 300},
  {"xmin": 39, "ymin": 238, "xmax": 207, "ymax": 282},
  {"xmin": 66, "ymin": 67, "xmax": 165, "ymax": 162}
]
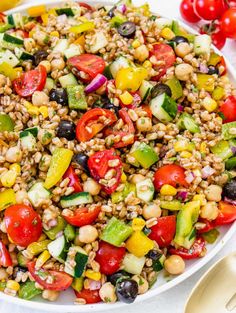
[{"xmin": 2, "ymin": 0, "xmax": 236, "ymax": 311}]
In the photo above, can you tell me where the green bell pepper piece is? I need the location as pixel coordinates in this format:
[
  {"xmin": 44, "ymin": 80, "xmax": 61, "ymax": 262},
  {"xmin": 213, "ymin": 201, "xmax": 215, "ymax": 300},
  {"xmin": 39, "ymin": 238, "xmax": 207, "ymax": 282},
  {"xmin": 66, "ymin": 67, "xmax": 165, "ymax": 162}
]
[
  {"xmin": 211, "ymin": 139, "xmax": 236, "ymax": 160},
  {"xmin": 208, "ymin": 52, "xmax": 221, "ymax": 66},
  {"xmin": 72, "ymin": 277, "xmax": 84, "ymax": 292},
  {"xmin": 0, "ymin": 113, "xmax": 14, "ymax": 132},
  {"xmin": 111, "ymin": 182, "xmax": 136, "ymax": 204},
  {"xmin": 0, "ymin": 189, "xmax": 16, "ymax": 211},
  {"xmin": 110, "ymin": 15, "xmax": 127, "ymax": 27},
  {"xmin": 172, "ymin": 21, "xmax": 195, "ymax": 42},
  {"xmin": 18, "ymin": 281, "xmax": 42, "ymax": 300},
  {"xmin": 64, "ymin": 224, "xmax": 76, "ymax": 241},
  {"xmin": 100, "ymin": 216, "xmax": 133, "ymax": 247},
  {"xmin": 212, "ymin": 86, "xmax": 225, "ymax": 101},
  {"xmin": 160, "ymin": 200, "xmax": 182, "ymax": 211},
  {"xmin": 44, "ymin": 216, "xmax": 67, "ymax": 240},
  {"xmin": 130, "ymin": 142, "xmax": 158, "ymax": 169},
  {"xmin": 225, "ymin": 156, "xmax": 236, "ymax": 170},
  {"xmin": 165, "ymin": 77, "xmax": 183, "ymax": 100},
  {"xmin": 0, "ymin": 281, "xmax": 6, "ymax": 291},
  {"xmin": 202, "ymin": 229, "xmax": 219, "ymax": 244},
  {"xmin": 27, "ymin": 240, "xmax": 51, "ymax": 256}
]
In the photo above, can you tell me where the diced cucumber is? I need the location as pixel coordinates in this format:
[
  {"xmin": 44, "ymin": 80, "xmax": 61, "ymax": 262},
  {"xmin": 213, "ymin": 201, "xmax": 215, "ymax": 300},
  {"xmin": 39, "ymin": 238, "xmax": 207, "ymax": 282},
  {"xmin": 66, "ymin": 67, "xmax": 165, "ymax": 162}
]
[
  {"xmin": 194, "ymin": 34, "xmax": 211, "ymax": 59},
  {"xmin": 64, "ymin": 44, "xmax": 83, "ymax": 59},
  {"xmin": 109, "ymin": 56, "xmax": 130, "ymax": 79},
  {"xmin": 59, "ymin": 73, "xmax": 78, "ymax": 88},
  {"xmin": 20, "ymin": 126, "xmax": 38, "ymax": 138},
  {"xmin": 136, "ymin": 178, "xmax": 154, "ymax": 202},
  {"xmin": 15, "ymin": 48, "xmax": 34, "ymax": 61},
  {"xmin": 222, "ymin": 122, "xmax": 236, "ymax": 140},
  {"xmin": 90, "ymin": 32, "xmax": 108, "ymax": 54},
  {"xmin": 67, "ymin": 85, "xmax": 87, "ymax": 110},
  {"xmin": 210, "ymin": 140, "xmax": 234, "ymax": 160},
  {"xmin": 64, "ymin": 224, "xmax": 76, "ymax": 241},
  {"xmin": 150, "ymin": 93, "xmax": 177, "ymax": 123},
  {"xmin": 0, "ymin": 33, "xmax": 23, "ymax": 50},
  {"xmin": 45, "ymin": 77, "xmax": 56, "ymax": 91},
  {"xmin": 165, "ymin": 77, "xmax": 183, "ymax": 100},
  {"xmin": 177, "ymin": 113, "xmax": 200, "ymax": 133},
  {"xmin": 56, "ymin": 8, "xmax": 75, "ymax": 16},
  {"xmin": 160, "ymin": 200, "xmax": 182, "ymax": 211},
  {"xmin": 28, "ymin": 182, "xmax": 51, "ymax": 207},
  {"xmin": 225, "ymin": 157, "xmax": 236, "ymax": 170},
  {"xmin": 7, "ymin": 13, "xmax": 24, "ymax": 28},
  {"xmin": 60, "ymin": 192, "xmax": 93, "ymax": 208},
  {"xmin": 152, "ymin": 254, "xmax": 166, "ymax": 272},
  {"xmin": 48, "ymin": 235, "xmax": 69, "ymax": 263},
  {"xmin": 53, "ymin": 39, "xmax": 69, "ymax": 54},
  {"xmin": 103, "ymin": 65, "xmax": 113, "ymax": 79},
  {"xmin": 155, "ymin": 17, "xmax": 173, "ymax": 30},
  {"xmin": 139, "ymin": 80, "xmax": 153, "ymax": 101},
  {"xmin": 65, "ymin": 246, "xmax": 88, "ymax": 278},
  {"xmin": 44, "ymin": 216, "xmax": 67, "ymax": 240},
  {"xmin": 122, "ymin": 253, "xmax": 145, "ymax": 275},
  {"xmin": 20, "ymin": 131, "xmax": 36, "ymax": 151}
]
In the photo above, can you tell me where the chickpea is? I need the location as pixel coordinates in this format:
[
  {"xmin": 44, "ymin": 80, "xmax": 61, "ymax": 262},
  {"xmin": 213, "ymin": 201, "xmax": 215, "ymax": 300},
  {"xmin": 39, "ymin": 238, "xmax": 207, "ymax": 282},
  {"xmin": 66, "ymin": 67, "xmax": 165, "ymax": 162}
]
[
  {"xmin": 51, "ymin": 58, "xmax": 65, "ymax": 71},
  {"xmin": 200, "ymin": 201, "xmax": 218, "ymax": 221},
  {"xmin": 39, "ymin": 60, "xmax": 51, "ymax": 73},
  {"xmin": 42, "ymin": 289, "xmax": 60, "ymax": 301},
  {"xmin": 136, "ymin": 117, "xmax": 152, "ymax": 132},
  {"xmin": 83, "ymin": 178, "xmax": 101, "ymax": 195},
  {"xmin": 32, "ymin": 91, "xmax": 49, "ymax": 106},
  {"xmin": 15, "ymin": 190, "xmax": 28, "ymax": 204},
  {"xmin": 142, "ymin": 203, "xmax": 161, "ymax": 220},
  {"xmin": 0, "ymin": 268, "xmax": 8, "ymax": 280},
  {"xmin": 5, "ymin": 146, "xmax": 22, "ymax": 163},
  {"xmin": 99, "ymin": 282, "xmax": 117, "ymax": 303},
  {"xmin": 132, "ymin": 275, "xmax": 149, "ymax": 294},
  {"xmin": 164, "ymin": 255, "xmax": 185, "ymax": 275},
  {"xmin": 205, "ymin": 185, "xmax": 222, "ymax": 202},
  {"xmin": 133, "ymin": 45, "xmax": 149, "ymax": 62},
  {"xmin": 130, "ymin": 174, "xmax": 145, "ymax": 184},
  {"xmin": 37, "ymin": 129, "xmax": 54, "ymax": 146},
  {"xmin": 175, "ymin": 42, "xmax": 192, "ymax": 58},
  {"xmin": 78, "ymin": 225, "xmax": 98, "ymax": 243},
  {"xmin": 175, "ymin": 63, "xmax": 193, "ymax": 81},
  {"xmin": 33, "ymin": 31, "xmax": 48, "ymax": 46}
]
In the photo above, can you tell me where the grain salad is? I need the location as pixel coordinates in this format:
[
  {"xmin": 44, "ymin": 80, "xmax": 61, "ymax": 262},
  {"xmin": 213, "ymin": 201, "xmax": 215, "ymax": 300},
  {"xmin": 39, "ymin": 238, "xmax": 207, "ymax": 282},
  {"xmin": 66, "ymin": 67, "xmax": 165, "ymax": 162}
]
[{"xmin": 0, "ymin": 0, "xmax": 236, "ymax": 305}]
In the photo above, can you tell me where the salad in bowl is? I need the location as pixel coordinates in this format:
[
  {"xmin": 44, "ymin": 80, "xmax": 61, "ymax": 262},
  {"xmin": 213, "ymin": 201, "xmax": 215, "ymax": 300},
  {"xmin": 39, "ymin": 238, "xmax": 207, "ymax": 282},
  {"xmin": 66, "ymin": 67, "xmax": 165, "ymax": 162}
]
[{"xmin": 0, "ymin": 0, "xmax": 236, "ymax": 306}]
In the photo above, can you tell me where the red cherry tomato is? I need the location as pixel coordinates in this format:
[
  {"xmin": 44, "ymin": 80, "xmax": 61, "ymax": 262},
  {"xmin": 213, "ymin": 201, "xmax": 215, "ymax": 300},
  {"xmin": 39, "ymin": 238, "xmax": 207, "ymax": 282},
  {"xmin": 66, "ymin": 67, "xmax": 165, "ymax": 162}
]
[
  {"xmin": 67, "ymin": 54, "xmax": 106, "ymax": 82},
  {"xmin": 13, "ymin": 65, "xmax": 47, "ymax": 97},
  {"xmin": 169, "ymin": 237, "xmax": 205, "ymax": 259},
  {"xmin": 150, "ymin": 44, "xmax": 176, "ymax": 81},
  {"xmin": 15, "ymin": 29, "xmax": 29, "ymax": 38},
  {"xmin": 141, "ymin": 105, "xmax": 152, "ymax": 118},
  {"xmin": 78, "ymin": 2, "xmax": 95, "ymax": 11},
  {"xmin": 63, "ymin": 166, "xmax": 83, "ymax": 193},
  {"xmin": 197, "ymin": 218, "xmax": 215, "ymax": 233},
  {"xmin": 219, "ymin": 56, "xmax": 227, "ymax": 75},
  {"xmin": 194, "ymin": 0, "xmax": 227, "ymax": 20},
  {"xmin": 5, "ymin": 204, "xmax": 42, "ymax": 247},
  {"xmin": 0, "ymin": 13, "xmax": 5, "ymax": 23},
  {"xmin": 219, "ymin": 96, "xmax": 236, "ymax": 123},
  {"xmin": 199, "ymin": 23, "xmax": 226, "ymax": 50},
  {"xmin": 76, "ymin": 108, "xmax": 117, "ymax": 142},
  {"xmin": 104, "ymin": 108, "xmax": 135, "ymax": 148},
  {"xmin": 149, "ymin": 216, "xmax": 176, "ymax": 248},
  {"xmin": 75, "ymin": 289, "xmax": 101, "ymax": 304},
  {"xmin": 220, "ymin": 8, "xmax": 236, "ymax": 39},
  {"xmin": 28, "ymin": 261, "xmax": 73, "ymax": 291},
  {"xmin": 0, "ymin": 241, "xmax": 12, "ymax": 267},
  {"xmin": 119, "ymin": 92, "xmax": 142, "ymax": 109},
  {"xmin": 180, "ymin": 0, "xmax": 201, "ymax": 23},
  {"xmin": 62, "ymin": 206, "xmax": 101, "ymax": 227},
  {"xmin": 95, "ymin": 241, "xmax": 126, "ymax": 275},
  {"xmin": 153, "ymin": 164, "xmax": 189, "ymax": 190}
]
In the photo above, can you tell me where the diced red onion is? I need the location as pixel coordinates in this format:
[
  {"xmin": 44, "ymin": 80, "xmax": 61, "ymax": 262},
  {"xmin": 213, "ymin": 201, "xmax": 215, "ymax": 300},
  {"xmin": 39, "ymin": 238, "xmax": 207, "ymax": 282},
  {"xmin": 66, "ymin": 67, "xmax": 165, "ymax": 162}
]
[
  {"xmin": 85, "ymin": 74, "xmax": 107, "ymax": 94},
  {"xmin": 185, "ymin": 172, "xmax": 195, "ymax": 184},
  {"xmin": 88, "ymin": 279, "xmax": 101, "ymax": 290},
  {"xmin": 231, "ymin": 146, "xmax": 236, "ymax": 154},
  {"xmin": 199, "ymin": 63, "xmax": 208, "ymax": 74},
  {"xmin": 117, "ymin": 4, "xmax": 127, "ymax": 13},
  {"xmin": 224, "ymin": 197, "xmax": 236, "ymax": 205},
  {"xmin": 177, "ymin": 191, "xmax": 188, "ymax": 201},
  {"xmin": 177, "ymin": 104, "xmax": 184, "ymax": 112},
  {"xmin": 201, "ymin": 165, "xmax": 215, "ymax": 179}
]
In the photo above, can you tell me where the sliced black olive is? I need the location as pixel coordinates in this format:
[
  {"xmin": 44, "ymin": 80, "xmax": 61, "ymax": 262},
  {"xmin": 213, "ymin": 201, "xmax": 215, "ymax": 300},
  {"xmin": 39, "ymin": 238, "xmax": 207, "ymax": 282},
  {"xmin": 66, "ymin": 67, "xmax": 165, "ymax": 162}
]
[
  {"xmin": 151, "ymin": 83, "xmax": 172, "ymax": 99},
  {"xmin": 108, "ymin": 270, "xmax": 131, "ymax": 286},
  {"xmin": 222, "ymin": 179, "xmax": 236, "ymax": 200},
  {"xmin": 118, "ymin": 22, "xmax": 136, "ymax": 38},
  {"xmin": 101, "ymin": 96, "xmax": 120, "ymax": 115},
  {"xmin": 208, "ymin": 65, "xmax": 219, "ymax": 75},
  {"xmin": 57, "ymin": 120, "xmax": 75, "ymax": 140},
  {"xmin": 73, "ymin": 153, "xmax": 89, "ymax": 174},
  {"xmin": 147, "ymin": 249, "xmax": 162, "ymax": 261},
  {"xmin": 116, "ymin": 278, "xmax": 138, "ymax": 303},
  {"xmin": 172, "ymin": 36, "xmax": 189, "ymax": 45},
  {"xmin": 108, "ymin": 5, "xmax": 116, "ymax": 18},
  {"xmin": 49, "ymin": 88, "xmax": 68, "ymax": 106},
  {"xmin": 34, "ymin": 50, "xmax": 49, "ymax": 66}
]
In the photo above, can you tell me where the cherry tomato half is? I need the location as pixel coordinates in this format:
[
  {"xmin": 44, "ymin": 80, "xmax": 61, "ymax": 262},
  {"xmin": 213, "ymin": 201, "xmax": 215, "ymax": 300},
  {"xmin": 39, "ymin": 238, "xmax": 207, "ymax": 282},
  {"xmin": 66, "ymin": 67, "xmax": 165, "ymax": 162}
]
[
  {"xmin": 75, "ymin": 289, "xmax": 101, "ymax": 304},
  {"xmin": 180, "ymin": 0, "xmax": 201, "ymax": 23},
  {"xmin": 88, "ymin": 149, "xmax": 123, "ymax": 194},
  {"xmin": 150, "ymin": 44, "xmax": 176, "ymax": 81},
  {"xmin": 95, "ymin": 241, "xmax": 126, "ymax": 275},
  {"xmin": 76, "ymin": 108, "xmax": 117, "ymax": 142},
  {"xmin": 0, "ymin": 240, "xmax": 12, "ymax": 267},
  {"xmin": 169, "ymin": 237, "xmax": 205, "ymax": 259},
  {"xmin": 153, "ymin": 164, "xmax": 189, "ymax": 190},
  {"xmin": 200, "ymin": 22, "xmax": 226, "ymax": 50},
  {"xmin": 62, "ymin": 206, "xmax": 101, "ymax": 227},
  {"xmin": 28, "ymin": 261, "xmax": 73, "ymax": 291},
  {"xmin": 78, "ymin": 2, "xmax": 95, "ymax": 11},
  {"xmin": 68, "ymin": 54, "xmax": 106, "ymax": 82},
  {"xmin": 5, "ymin": 204, "xmax": 42, "ymax": 247},
  {"xmin": 13, "ymin": 65, "xmax": 47, "ymax": 97},
  {"xmin": 63, "ymin": 166, "xmax": 83, "ymax": 193},
  {"xmin": 220, "ymin": 8, "xmax": 236, "ymax": 39},
  {"xmin": 194, "ymin": 0, "xmax": 227, "ymax": 21},
  {"xmin": 219, "ymin": 96, "xmax": 236, "ymax": 123},
  {"xmin": 149, "ymin": 216, "xmax": 176, "ymax": 248}
]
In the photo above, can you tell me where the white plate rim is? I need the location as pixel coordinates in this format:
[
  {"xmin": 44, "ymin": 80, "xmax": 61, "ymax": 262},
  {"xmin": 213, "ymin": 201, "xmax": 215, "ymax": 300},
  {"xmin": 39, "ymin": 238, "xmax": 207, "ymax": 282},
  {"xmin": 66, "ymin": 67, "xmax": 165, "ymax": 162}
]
[{"xmin": 2, "ymin": 0, "xmax": 236, "ymax": 311}]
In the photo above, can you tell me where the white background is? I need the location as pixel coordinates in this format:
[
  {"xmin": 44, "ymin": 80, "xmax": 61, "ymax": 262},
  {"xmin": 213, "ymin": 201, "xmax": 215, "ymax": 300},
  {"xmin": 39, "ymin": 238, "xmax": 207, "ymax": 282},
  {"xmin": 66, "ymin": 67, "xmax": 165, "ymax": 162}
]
[{"xmin": 1, "ymin": 0, "xmax": 236, "ymax": 312}]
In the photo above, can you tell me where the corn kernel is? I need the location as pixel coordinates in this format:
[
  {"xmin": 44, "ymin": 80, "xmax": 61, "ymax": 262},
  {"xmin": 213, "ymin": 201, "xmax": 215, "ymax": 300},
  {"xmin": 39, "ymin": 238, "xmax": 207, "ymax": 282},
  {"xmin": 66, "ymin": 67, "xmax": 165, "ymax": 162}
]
[
  {"xmin": 132, "ymin": 218, "xmax": 146, "ymax": 231},
  {"xmin": 50, "ymin": 31, "xmax": 59, "ymax": 38},
  {"xmin": 41, "ymin": 13, "xmax": 49, "ymax": 25},
  {"xmin": 39, "ymin": 106, "xmax": 49, "ymax": 118},
  {"xmin": 35, "ymin": 250, "xmax": 51, "ymax": 269},
  {"xmin": 121, "ymin": 172, "xmax": 127, "ymax": 182},
  {"xmin": 85, "ymin": 270, "xmax": 101, "ymax": 281},
  {"xmin": 179, "ymin": 151, "xmax": 192, "ymax": 158},
  {"xmin": 200, "ymin": 142, "xmax": 207, "ymax": 154},
  {"xmin": 193, "ymin": 194, "xmax": 206, "ymax": 206},
  {"xmin": 9, "ymin": 163, "xmax": 21, "ymax": 175},
  {"xmin": 24, "ymin": 102, "xmax": 39, "ymax": 116},
  {"xmin": 173, "ymin": 140, "xmax": 194, "ymax": 152},
  {"xmin": 29, "ymin": 30, "xmax": 36, "ymax": 38},
  {"xmin": 119, "ymin": 91, "xmax": 133, "ymax": 105},
  {"xmin": 202, "ymin": 97, "xmax": 218, "ymax": 113},
  {"xmin": 143, "ymin": 60, "xmax": 152, "ymax": 69},
  {"xmin": 6, "ymin": 280, "xmax": 20, "ymax": 292},
  {"xmin": 74, "ymin": 35, "xmax": 85, "ymax": 47},
  {"xmin": 160, "ymin": 184, "xmax": 177, "ymax": 196},
  {"xmin": 132, "ymin": 39, "xmax": 141, "ymax": 49},
  {"xmin": 0, "ymin": 170, "xmax": 17, "ymax": 187},
  {"xmin": 160, "ymin": 27, "xmax": 175, "ymax": 40}
]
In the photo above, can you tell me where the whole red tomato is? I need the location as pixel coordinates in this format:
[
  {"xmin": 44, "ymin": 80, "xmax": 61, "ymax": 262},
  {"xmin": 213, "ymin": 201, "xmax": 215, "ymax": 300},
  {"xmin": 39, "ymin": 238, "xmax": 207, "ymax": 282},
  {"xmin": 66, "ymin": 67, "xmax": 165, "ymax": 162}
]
[
  {"xmin": 194, "ymin": 0, "xmax": 228, "ymax": 20},
  {"xmin": 200, "ymin": 22, "xmax": 226, "ymax": 50},
  {"xmin": 180, "ymin": 0, "xmax": 201, "ymax": 23},
  {"xmin": 149, "ymin": 216, "xmax": 176, "ymax": 248},
  {"xmin": 219, "ymin": 96, "xmax": 236, "ymax": 123},
  {"xmin": 220, "ymin": 8, "xmax": 236, "ymax": 39}
]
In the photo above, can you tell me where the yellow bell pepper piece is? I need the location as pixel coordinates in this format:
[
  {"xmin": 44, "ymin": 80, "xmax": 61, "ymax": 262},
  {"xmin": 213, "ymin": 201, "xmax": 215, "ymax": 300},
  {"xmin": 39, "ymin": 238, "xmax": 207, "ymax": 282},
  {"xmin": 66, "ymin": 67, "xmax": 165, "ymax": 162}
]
[
  {"xmin": 39, "ymin": 106, "xmax": 49, "ymax": 118},
  {"xmin": 132, "ymin": 218, "xmax": 146, "ymax": 231},
  {"xmin": 70, "ymin": 22, "xmax": 95, "ymax": 34},
  {"xmin": 0, "ymin": 189, "xmax": 16, "ymax": 211},
  {"xmin": 48, "ymin": 8, "xmax": 57, "ymax": 16},
  {"xmin": 160, "ymin": 27, "xmax": 175, "ymax": 40},
  {"xmin": 212, "ymin": 86, "xmax": 225, "ymax": 101},
  {"xmin": 202, "ymin": 97, "xmax": 218, "ymax": 112},
  {"xmin": 160, "ymin": 184, "xmax": 177, "ymax": 196},
  {"xmin": 74, "ymin": 35, "xmax": 86, "ymax": 47},
  {"xmin": 41, "ymin": 13, "xmax": 49, "ymax": 25},
  {"xmin": 85, "ymin": 270, "xmax": 101, "ymax": 281},
  {"xmin": 44, "ymin": 148, "xmax": 73, "ymax": 189},
  {"xmin": 27, "ymin": 240, "xmax": 51, "ymax": 256},
  {"xmin": 196, "ymin": 74, "xmax": 215, "ymax": 92},
  {"xmin": 126, "ymin": 231, "xmax": 154, "ymax": 257},
  {"xmin": 50, "ymin": 31, "xmax": 60, "ymax": 38},
  {"xmin": 0, "ymin": 62, "xmax": 22, "ymax": 81},
  {"xmin": 179, "ymin": 151, "xmax": 192, "ymax": 158},
  {"xmin": 115, "ymin": 67, "xmax": 148, "ymax": 92},
  {"xmin": 27, "ymin": 5, "xmax": 46, "ymax": 17},
  {"xmin": 121, "ymin": 172, "xmax": 127, "ymax": 182},
  {"xmin": 119, "ymin": 91, "xmax": 134, "ymax": 105},
  {"xmin": 0, "ymin": 170, "xmax": 17, "ymax": 188},
  {"xmin": 132, "ymin": 39, "xmax": 141, "ymax": 49},
  {"xmin": 193, "ymin": 194, "xmax": 206, "ymax": 206},
  {"xmin": 35, "ymin": 250, "xmax": 51, "ymax": 269}
]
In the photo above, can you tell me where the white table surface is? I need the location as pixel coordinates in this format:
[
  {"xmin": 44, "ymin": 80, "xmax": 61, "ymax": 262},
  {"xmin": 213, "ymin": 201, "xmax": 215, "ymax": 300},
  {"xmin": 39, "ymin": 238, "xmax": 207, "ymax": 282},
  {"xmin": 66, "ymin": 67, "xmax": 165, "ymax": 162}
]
[{"xmin": 1, "ymin": 1, "xmax": 236, "ymax": 313}]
